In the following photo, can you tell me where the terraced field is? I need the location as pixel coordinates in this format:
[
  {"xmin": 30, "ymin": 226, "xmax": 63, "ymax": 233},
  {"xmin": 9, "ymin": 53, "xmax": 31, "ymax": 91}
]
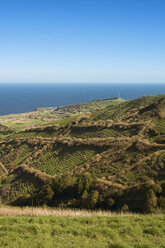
[
  {"xmin": 0, "ymin": 94, "xmax": 165, "ymax": 213},
  {"xmin": 29, "ymin": 145, "xmax": 103, "ymax": 175},
  {"xmin": 69, "ymin": 125, "xmax": 140, "ymax": 138},
  {"xmin": 90, "ymin": 94, "xmax": 165, "ymax": 121},
  {"xmin": 0, "ymin": 143, "xmax": 34, "ymax": 170}
]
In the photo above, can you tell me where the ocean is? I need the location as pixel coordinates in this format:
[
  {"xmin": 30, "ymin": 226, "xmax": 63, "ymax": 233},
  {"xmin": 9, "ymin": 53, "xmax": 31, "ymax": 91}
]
[{"xmin": 0, "ymin": 83, "xmax": 165, "ymax": 115}]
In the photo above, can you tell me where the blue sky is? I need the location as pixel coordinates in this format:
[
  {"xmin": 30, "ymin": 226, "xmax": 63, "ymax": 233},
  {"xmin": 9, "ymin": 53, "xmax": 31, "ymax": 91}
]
[{"xmin": 0, "ymin": 0, "xmax": 165, "ymax": 83}]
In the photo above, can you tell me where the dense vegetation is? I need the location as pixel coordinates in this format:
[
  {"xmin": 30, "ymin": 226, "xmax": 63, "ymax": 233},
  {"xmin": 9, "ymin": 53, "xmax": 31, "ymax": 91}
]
[{"xmin": 0, "ymin": 95, "xmax": 165, "ymax": 213}]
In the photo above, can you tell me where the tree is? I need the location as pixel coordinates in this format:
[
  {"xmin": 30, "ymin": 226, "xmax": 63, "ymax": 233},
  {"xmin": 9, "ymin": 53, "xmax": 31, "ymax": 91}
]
[
  {"xmin": 88, "ymin": 190, "xmax": 99, "ymax": 208},
  {"xmin": 144, "ymin": 189, "xmax": 157, "ymax": 213},
  {"xmin": 77, "ymin": 177, "xmax": 84, "ymax": 195},
  {"xmin": 81, "ymin": 190, "xmax": 88, "ymax": 200},
  {"xmin": 106, "ymin": 198, "xmax": 115, "ymax": 209},
  {"xmin": 38, "ymin": 184, "xmax": 54, "ymax": 205},
  {"xmin": 158, "ymin": 196, "xmax": 165, "ymax": 209}
]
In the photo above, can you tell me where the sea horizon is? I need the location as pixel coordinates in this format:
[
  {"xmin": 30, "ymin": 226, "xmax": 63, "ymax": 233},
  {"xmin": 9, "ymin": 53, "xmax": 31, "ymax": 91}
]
[{"xmin": 0, "ymin": 83, "xmax": 165, "ymax": 116}]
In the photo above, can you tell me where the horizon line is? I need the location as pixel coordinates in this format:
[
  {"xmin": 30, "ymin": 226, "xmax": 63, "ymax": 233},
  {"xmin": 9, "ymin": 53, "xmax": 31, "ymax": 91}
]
[{"xmin": 0, "ymin": 82, "xmax": 165, "ymax": 84}]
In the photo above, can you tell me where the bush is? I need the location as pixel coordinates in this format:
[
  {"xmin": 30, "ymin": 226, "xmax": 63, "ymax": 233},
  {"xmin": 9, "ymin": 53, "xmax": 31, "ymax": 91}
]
[{"xmin": 121, "ymin": 204, "xmax": 129, "ymax": 213}]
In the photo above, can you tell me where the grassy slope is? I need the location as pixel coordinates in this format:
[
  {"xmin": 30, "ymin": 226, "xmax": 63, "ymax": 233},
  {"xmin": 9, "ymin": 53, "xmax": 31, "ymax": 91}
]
[{"xmin": 0, "ymin": 214, "xmax": 164, "ymax": 248}]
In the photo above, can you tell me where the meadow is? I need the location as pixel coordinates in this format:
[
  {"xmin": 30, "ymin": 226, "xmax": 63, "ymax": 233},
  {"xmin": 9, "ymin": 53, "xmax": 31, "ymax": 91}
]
[{"xmin": 0, "ymin": 207, "xmax": 164, "ymax": 248}]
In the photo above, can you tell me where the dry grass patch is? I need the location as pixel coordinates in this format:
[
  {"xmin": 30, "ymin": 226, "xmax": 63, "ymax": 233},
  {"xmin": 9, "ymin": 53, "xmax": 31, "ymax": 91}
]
[{"xmin": 0, "ymin": 206, "xmax": 137, "ymax": 217}]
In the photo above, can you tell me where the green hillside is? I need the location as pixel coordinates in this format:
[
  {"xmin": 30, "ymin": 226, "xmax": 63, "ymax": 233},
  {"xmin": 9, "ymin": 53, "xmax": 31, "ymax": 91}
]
[
  {"xmin": 0, "ymin": 97, "xmax": 125, "ymax": 133},
  {"xmin": 0, "ymin": 95, "xmax": 165, "ymax": 213}
]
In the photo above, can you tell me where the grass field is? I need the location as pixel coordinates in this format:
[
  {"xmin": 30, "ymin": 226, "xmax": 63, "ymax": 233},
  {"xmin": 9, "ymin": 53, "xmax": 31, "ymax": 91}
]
[{"xmin": 0, "ymin": 207, "xmax": 164, "ymax": 248}]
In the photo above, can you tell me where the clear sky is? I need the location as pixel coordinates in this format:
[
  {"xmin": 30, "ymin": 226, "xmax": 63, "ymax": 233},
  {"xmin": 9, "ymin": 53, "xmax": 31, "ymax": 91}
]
[{"xmin": 0, "ymin": 0, "xmax": 165, "ymax": 83}]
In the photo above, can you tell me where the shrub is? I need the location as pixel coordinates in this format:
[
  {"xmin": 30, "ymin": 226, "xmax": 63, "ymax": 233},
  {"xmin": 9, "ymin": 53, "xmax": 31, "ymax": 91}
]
[{"xmin": 121, "ymin": 204, "xmax": 129, "ymax": 213}]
